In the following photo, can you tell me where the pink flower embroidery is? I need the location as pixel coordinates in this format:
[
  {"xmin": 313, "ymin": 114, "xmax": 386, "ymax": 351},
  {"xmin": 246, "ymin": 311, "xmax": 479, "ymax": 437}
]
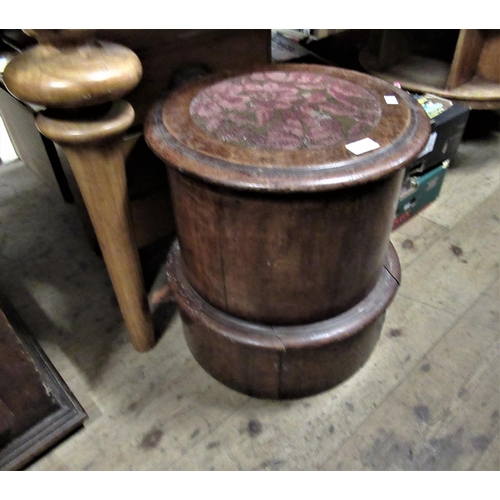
[{"xmin": 189, "ymin": 71, "xmax": 382, "ymax": 151}]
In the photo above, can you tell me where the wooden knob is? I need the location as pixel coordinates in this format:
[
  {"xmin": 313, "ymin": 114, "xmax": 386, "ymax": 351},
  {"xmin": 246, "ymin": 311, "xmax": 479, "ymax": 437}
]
[{"xmin": 3, "ymin": 31, "xmax": 142, "ymax": 108}]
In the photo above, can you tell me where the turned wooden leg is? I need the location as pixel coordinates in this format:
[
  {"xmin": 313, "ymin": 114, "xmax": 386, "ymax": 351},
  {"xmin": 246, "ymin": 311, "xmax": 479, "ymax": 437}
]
[
  {"xmin": 37, "ymin": 102, "xmax": 154, "ymax": 351},
  {"xmin": 3, "ymin": 30, "xmax": 155, "ymax": 352}
]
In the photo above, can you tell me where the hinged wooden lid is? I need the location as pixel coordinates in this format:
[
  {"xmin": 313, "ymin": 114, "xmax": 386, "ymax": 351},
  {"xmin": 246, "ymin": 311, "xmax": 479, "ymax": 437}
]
[{"xmin": 145, "ymin": 64, "xmax": 430, "ymax": 192}]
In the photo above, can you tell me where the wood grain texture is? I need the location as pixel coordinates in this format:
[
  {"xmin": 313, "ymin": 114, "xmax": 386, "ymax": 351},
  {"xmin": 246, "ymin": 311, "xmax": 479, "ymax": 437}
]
[
  {"xmin": 0, "ymin": 125, "xmax": 494, "ymax": 470},
  {"xmin": 146, "ymin": 63, "xmax": 428, "ymax": 325},
  {"xmin": 447, "ymin": 29, "xmax": 484, "ymax": 91},
  {"xmin": 96, "ymin": 29, "xmax": 272, "ymax": 126},
  {"xmin": 0, "ymin": 296, "xmax": 86, "ymax": 471},
  {"xmin": 166, "ymin": 240, "xmax": 400, "ymax": 399},
  {"xmin": 360, "ymin": 30, "xmax": 500, "ymax": 109},
  {"xmin": 3, "ymin": 33, "xmax": 142, "ymax": 108},
  {"xmin": 3, "ymin": 30, "xmax": 155, "ymax": 352},
  {"xmin": 3, "ymin": 29, "xmax": 274, "ymax": 352},
  {"xmin": 323, "ymin": 316, "xmax": 499, "ymax": 471},
  {"xmin": 169, "ymin": 167, "xmax": 403, "ymax": 324},
  {"xmin": 37, "ymin": 103, "xmax": 155, "ymax": 352},
  {"xmin": 1, "ymin": 32, "xmax": 497, "ymax": 473},
  {"xmin": 146, "ymin": 64, "xmax": 430, "ymax": 192},
  {"xmin": 399, "ymin": 192, "xmax": 499, "ymax": 316},
  {"xmin": 477, "ymin": 31, "xmax": 500, "ymax": 84}
]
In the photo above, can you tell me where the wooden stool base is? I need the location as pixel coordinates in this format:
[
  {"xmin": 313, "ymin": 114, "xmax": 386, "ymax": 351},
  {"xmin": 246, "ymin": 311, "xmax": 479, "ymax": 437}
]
[{"xmin": 166, "ymin": 241, "xmax": 401, "ymax": 399}]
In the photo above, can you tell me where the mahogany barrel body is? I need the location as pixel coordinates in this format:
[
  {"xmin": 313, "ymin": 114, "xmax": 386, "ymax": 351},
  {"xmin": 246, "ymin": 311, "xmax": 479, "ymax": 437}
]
[
  {"xmin": 166, "ymin": 241, "xmax": 401, "ymax": 399},
  {"xmin": 146, "ymin": 64, "xmax": 430, "ymax": 324},
  {"xmin": 168, "ymin": 167, "xmax": 404, "ymax": 324}
]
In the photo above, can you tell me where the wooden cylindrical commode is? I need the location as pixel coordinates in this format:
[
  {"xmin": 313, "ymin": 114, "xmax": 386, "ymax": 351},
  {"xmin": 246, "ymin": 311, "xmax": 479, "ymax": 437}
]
[{"xmin": 145, "ymin": 64, "xmax": 430, "ymax": 398}]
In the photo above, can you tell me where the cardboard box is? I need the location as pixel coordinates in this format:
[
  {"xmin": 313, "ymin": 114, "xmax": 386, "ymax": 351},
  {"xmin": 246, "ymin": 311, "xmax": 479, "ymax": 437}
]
[
  {"xmin": 408, "ymin": 94, "xmax": 470, "ymax": 176},
  {"xmin": 393, "ymin": 161, "xmax": 448, "ymax": 230}
]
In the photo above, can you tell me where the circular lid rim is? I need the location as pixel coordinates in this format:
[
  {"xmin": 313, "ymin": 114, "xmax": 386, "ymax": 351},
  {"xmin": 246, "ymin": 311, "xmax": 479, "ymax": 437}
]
[{"xmin": 145, "ymin": 64, "xmax": 431, "ymax": 192}]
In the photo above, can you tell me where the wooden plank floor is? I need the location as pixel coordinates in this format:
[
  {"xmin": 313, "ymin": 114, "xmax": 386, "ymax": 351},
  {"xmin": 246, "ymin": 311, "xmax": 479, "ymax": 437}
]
[{"xmin": 0, "ymin": 114, "xmax": 498, "ymax": 471}]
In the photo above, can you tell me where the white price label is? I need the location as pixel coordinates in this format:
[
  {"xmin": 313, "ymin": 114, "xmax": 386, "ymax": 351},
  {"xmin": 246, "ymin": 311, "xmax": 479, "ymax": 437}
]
[
  {"xmin": 384, "ymin": 95, "xmax": 399, "ymax": 105},
  {"xmin": 345, "ymin": 138, "xmax": 380, "ymax": 155}
]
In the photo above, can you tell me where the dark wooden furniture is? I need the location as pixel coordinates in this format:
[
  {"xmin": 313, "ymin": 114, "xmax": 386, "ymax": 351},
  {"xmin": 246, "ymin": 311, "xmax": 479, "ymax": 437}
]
[
  {"xmin": 360, "ymin": 29, "xmax": 500, "ymax": 109},
  {"xmin": 146, "ymin": 64, "xmax": 430, "ymax": 398},
  {"xmin": 0, "ymin": 296, "xmax": 86, "ymax": 471},
  {"xmin": 3, "ymin": 29, "xmax": 271, "ymax": 352}
]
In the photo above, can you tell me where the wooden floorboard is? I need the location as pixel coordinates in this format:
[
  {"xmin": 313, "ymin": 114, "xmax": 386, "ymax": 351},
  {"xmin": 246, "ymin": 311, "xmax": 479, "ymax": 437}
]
[{"xmin": 323, "ymin": 331, "xmax": 499, "ymax": 471}]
